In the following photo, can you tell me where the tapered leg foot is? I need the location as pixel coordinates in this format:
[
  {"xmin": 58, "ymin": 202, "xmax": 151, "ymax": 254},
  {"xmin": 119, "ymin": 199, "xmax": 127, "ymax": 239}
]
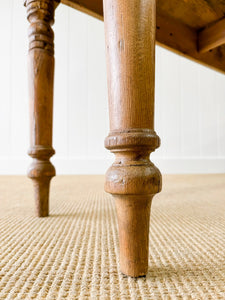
[
  {"xmin": 105, "ymin": 139, "xmax": 161, "ymax": 277},
  {"xmin": 115, "ymin": 196, "xmax": 152, "ymax": 277},
  {"xmin": 103, "ymin": 0, "xmax": 161, "ymax": 276},
  {"xmin": 28, "ymin": 149, "xmax": 55, "ymax": 217},
  {"xmin": 25, "ymin": 0, "xmax": 57, "ymax": 217},
  {"xmin": 33, "ymin": 179, "xmax": 51, "ymax": 217}
]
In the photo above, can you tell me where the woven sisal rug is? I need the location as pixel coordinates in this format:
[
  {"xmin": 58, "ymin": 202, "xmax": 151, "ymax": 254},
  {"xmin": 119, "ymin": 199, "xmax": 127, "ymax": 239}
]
[{"xmin": 0, "ymin": 175, "xmax": 225, "ymax": 299}]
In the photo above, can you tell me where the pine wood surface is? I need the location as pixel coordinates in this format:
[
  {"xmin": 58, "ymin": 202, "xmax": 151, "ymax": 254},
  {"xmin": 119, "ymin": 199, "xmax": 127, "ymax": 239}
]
[{"xmin": 62, "ymin": 0, "xmax": 225, "ymax": 74}]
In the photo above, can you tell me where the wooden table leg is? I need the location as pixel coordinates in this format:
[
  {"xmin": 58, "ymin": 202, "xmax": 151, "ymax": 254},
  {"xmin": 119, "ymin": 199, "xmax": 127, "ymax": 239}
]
[
  {"xmin": 25, "ymin": 0, "xmax": 57, "ymax": 217},
  {"xmin": 103, "ymin": 0, "xmax": 162, "ymax": 277}
]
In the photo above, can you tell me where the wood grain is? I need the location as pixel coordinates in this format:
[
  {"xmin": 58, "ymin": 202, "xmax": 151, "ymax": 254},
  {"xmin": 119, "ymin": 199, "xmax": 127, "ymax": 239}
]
[
  {"xmin": 156, "ymin": 0, "xmax": 221, "ymax": 29},
  {"xmin": 156, "ymin": 15, "xmax": 225, "ymax": 75},
  {"xmin": 103, "ymin": 0, "xmax": 161, "ymax": 277},
  {"xmin": 25, "ymin": 0, "xmax": 56, "ymax": 217},
  {"xmin": 62, "ymin": 0, "xmax": 103, "ymax": 20},
  {"xmin": 62, "ymin": 0, "xmax": 225, "ymax": 74},
  {"xmin": 198, "ymin": 18, "xmax": 225, "ymax": 53}
]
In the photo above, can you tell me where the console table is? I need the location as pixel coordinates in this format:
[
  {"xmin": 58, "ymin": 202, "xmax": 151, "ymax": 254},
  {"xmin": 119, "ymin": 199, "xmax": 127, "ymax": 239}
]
[{"xmin": 24, "ymin": 0, "xmax": 225, "ymax": 277}]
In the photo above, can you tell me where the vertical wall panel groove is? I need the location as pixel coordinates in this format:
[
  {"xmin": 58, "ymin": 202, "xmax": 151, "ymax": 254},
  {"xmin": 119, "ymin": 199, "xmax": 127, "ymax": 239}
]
[
  {"xmin": 11, "ymin": 0, "xmax": 29, "ymax": 157},
  {"xmin": 0, "ymin": 1, "xmax": 14, "ymax": 156},
  {"xmin": 67, "ymin": 9, "xmax": 88, "ymax": 159},
  {"xmin": 180, "ymin": 57, "xmax": 201, "ymax": 157},
  {"xmin": 216, "ymin": 73, "xmax": 225, "ymax": 156},
  {"xmin": 198, "ymin": 67, "xmax": 218, "ymax": 157},
  {"xmin": 54, "ymin": 5, "xmax": 70, "ymax": 158}
]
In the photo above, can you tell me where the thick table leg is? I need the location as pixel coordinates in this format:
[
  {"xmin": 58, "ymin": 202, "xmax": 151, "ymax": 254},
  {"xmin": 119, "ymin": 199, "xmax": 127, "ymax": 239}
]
[
  {"xmin": 103, "ymin": 0, "xmax": 162, "ymax": 277},
  {"xmin": 25, "ymin": 0, "xmax": 57, "ymax": 217}
]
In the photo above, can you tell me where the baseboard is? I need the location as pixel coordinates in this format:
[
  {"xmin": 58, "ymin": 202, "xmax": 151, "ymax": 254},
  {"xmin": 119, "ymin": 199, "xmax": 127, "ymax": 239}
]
[{"xmin": 0, "ymin": 157, "xmax": 225, "ymax": 175}]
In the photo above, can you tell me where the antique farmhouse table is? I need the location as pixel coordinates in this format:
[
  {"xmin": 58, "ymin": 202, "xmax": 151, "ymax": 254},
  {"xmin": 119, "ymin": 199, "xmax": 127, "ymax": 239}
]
[{"xmin": 25, "ymin": 0, "xmax": 225, "ymax": 277}]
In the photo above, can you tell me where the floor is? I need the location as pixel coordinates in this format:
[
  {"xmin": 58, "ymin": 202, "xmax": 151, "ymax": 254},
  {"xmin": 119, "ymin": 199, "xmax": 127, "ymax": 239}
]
[{"xmin": 0, "ymin": 174, "xmax": 225, "ymax": 299}]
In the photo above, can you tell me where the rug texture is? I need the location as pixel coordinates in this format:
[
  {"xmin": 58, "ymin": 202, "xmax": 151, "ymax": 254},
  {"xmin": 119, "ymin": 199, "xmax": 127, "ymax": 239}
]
[{"xmin": 0, "ymin": 174, "xmax": 225, "ymax": 299}]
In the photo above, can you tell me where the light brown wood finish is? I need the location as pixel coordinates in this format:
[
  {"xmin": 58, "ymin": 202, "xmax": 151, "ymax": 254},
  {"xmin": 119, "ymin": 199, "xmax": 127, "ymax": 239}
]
[
  {"xmin": 25, "ymin": 0, "xmax": 57, "ymax": 217},
  {"xmin": 156, "ymin": 0, "xmax": 222, "ymax": 29},
  {"xmin": 156, "ymin": 16, "xmax": 225, "ymax": 75},
  {"xmin": 62, "ymin": 0, "xmax": 225, "ymax": 74},
  {"xmin": 198, "ymin": 18, "xmax": 225, "ymax": 53},
  {"xmin": 62, "ymin": 0, "xmax": 103, "ymax": 20},
  {"xmin": 62, "ymin": 0, "xmax": 225, "ymax": 27},
  {"xmin": 103, "ymin": 0, "xmax": 161, "ymax": 277}
]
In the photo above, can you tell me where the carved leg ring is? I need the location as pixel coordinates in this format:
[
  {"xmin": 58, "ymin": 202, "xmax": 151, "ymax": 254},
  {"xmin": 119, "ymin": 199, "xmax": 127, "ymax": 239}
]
[
  {"xmin": 103, "ymin": 0, "xmax": 162, "ymax": 277},
  {"xmin": 25, "ymin": 0, "xmax": 56, "ymax": 217}
]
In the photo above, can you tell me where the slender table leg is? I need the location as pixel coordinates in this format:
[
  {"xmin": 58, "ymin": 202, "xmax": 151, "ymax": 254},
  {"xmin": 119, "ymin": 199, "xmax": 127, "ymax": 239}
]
[
  {"xmin": 103, "ymin": 0, "xmax": 162, "ymax": 277},
  {"xmin": 25, "ymin": 0, "xmax": 57, "ymax": 217}
]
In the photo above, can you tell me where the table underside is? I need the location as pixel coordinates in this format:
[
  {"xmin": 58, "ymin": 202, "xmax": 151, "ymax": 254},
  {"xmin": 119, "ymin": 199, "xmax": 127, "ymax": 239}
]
[{"xmin": 62, "ymin": 0, "xmax": 225, "ymax": 74}]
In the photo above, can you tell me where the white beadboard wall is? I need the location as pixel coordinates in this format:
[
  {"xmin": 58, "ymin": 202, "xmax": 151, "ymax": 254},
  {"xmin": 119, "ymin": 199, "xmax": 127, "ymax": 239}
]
[{"xmin": 0, "ymin": 1, "xmax": 225, "ymax": 175}]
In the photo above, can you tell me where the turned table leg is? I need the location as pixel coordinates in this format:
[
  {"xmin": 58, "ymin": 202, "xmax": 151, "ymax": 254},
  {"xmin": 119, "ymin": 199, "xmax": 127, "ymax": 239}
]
[
  {"xmin": 25, "ymin": 0, "xmax": 57, "ymax": 217},
  {"xmin": 103, "ymin": 0, "xmax": 162, "ymax": 277}
]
